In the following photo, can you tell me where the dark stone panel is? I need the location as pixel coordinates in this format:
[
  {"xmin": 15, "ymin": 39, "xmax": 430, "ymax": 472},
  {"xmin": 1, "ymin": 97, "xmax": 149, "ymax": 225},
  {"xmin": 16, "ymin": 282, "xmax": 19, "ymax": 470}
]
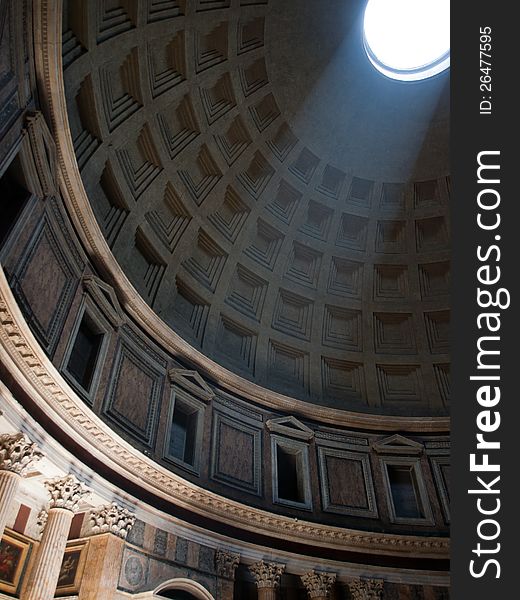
[
  {"xmin": 127, "ymin": 519, "xmax": 145, "ymax": 547},
  {"xmin": 198, "ymin": 545, "xmax": 215, "ymax": 575},
  {"xmin": 102, "ymin": 330, "xmax": 166, "ymax": 447},
  {"xmin": 17, "ymin": 230, "xmax": 68, "ymax": 331},
  {"xmin": 9, "ymin": 213, "xmax": 81, "ymax": 356},
  {"xmin": 217, "ymin": 420, "xmax": 254, "ymax": 484},
  {"xmin": 326, "ymin": 455, "xmax": 368, "ymax": 509},
  {"xmin": 210, "ymin": 410, "xmax": 262, "ymax": 496},
  {"xmin": 153, "ymin": 529, "xmax": 168, "ymax": 557},
  {"xmin": 175, "ymin": 537, "xmax": 188, "ymax": 564}
]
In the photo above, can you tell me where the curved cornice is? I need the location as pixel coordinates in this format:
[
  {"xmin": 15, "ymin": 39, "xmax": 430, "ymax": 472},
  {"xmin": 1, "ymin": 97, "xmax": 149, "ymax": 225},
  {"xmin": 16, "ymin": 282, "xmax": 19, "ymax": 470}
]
[
  {"xmin": 0, "ymin": 386, "xmax": 449, "ymax": 585},
  {"xmin": 32, "ymin": 0, "xmax": 449, "ymax": 433}
]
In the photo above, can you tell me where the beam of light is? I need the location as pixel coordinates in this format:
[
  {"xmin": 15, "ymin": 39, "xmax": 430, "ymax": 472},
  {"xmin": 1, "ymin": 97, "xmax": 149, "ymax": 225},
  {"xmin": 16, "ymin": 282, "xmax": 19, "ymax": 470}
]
[{"xmin": 363, "ymin": 0, "xmax": 450, "ymax": 81}]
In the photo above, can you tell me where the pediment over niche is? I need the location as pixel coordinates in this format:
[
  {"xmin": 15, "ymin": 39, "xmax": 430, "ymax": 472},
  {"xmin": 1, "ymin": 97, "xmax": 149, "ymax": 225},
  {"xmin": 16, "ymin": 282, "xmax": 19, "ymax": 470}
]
[
  {"xmin": 266, "ymin": 416, "xmax": 314, "ymax": 441},
  {"xmin": 25, "ymin": 111, "xmax": 58, "ymax": 198},
  {"xmin": 82, "ymin": 276, "xmax": 125, "ymax": 327},
  {"xmin": 168, "ymin": 368, "xmax": 215, "ymax": 402},
  {"xmin": 372, "ymin": 434, "xmax": 424, "ymax": 455}
]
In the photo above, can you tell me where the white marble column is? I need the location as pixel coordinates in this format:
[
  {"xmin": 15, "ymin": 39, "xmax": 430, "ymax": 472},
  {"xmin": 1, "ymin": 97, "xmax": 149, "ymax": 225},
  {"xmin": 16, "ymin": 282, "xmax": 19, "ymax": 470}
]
[
  {"xmin": 0, "ymin": 433, "xmax": 43, "ymax": 540},
  {"xmin": 249, "ymin": 560, "xmax": 285, "ymax": 600},
  {"xmin": 301, "ymin": 570, "xmax": 337, "ymax": 600},
  {"xmin": 348, "ymin": 578, "xmax": 384, "ymax": 600},
  {"xmin": 23, "ymin": 475, "xmax": 89, "ymax": 600}
]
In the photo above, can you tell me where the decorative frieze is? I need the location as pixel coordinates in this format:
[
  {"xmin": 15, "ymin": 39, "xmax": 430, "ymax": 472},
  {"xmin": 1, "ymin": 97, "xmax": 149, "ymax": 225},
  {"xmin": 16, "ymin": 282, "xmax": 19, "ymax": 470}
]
[
  {"xmin": 301, "ymin": 570, "xmax": 337, "ymax": 598},
  {"xmin": 45, "ymin": 474, "xmax": 89, "ymax": 512},
  {"xmin": 349, "ymin": 578, "xmax": 384, "ymax": 600},
  {"xmin": 249, "ymin": 560, "xmax": 285, "ymax": 589},
  {"xmin": 0, "ymin": 432, "xmax": 43, "ymax": 475},
  {"xmin": 215, "ymin": 549, "xmax": 240, "ymax": 580},
  {"xmin": 90, "ymin": 502, "xmax": 136, "ymax": 539}
]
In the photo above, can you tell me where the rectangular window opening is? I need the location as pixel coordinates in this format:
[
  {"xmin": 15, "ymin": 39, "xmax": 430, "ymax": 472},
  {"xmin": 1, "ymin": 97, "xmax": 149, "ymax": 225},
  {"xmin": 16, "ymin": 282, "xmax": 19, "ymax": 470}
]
[
  {"xmin": 169, "ymin": 401, "xmax": 199, "ymax": 466},
  {"xmin": 67, "ymin": 314, "xmax": 104, "ymax": 392},
  {"xmin": 387, "ymin": 464, "xmax": 424, "ymax": 519},
  {"xmin": 276, "ymin": 445, "xmax": 304, "ymax": 504},
  {"xmin": 0, "ymin": 156, "xmax": 31, "ymax": 250}
]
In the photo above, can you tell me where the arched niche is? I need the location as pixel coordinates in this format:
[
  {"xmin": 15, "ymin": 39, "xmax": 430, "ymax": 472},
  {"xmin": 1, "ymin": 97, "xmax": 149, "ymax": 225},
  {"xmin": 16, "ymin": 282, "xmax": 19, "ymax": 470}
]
[
  {"xmin": 156, "ymin": 592, "xmax": 198, "ymax": 600},
  {"xmin": 153, "ymin": 578, "xmax": 215, "ymax": 600}
]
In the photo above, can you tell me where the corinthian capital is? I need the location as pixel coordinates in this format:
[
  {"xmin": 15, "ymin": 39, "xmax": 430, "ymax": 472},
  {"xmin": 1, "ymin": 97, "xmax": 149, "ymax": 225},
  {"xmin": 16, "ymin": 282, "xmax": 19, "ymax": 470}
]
[
  {"xmin": 89, "ymin": 503, "xmax": 136, "ymax": 539},
  {"xmin": 215, "ymin": 549, "xmax": 240, "ymax": 580},
  {"xmin": 0, "ymin": 433, "xmax": 43, "ymax": 475},
  {"xmin": 45, "ymin": 475, "xmax": 89, "ymax": 512},
  {"xmin": 301, "ymin": 570, "xmax": 337, "ymax": 598},
  {"xmin": 349, "ymin": 579, "xmax": 384, "ymax": 600},
  {"xmin": 249, "ymin": 560, "xmax": 285, "ymax": 589}
]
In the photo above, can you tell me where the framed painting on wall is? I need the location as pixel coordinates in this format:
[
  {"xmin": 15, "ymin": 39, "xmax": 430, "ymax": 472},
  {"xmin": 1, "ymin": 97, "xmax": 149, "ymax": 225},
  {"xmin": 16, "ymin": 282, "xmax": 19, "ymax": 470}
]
[
  {"xmin": 0, "ymin": 530, "xmax": 32, "ymax": 595},
  {"xmin": 55, "ymin": 539, "xmax": 89, "ymax": 596}
]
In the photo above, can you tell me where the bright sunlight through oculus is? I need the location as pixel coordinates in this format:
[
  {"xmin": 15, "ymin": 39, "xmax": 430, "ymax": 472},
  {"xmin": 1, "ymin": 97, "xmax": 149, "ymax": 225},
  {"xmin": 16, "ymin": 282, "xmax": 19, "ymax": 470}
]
[{"xmin": 363, "ymin": 0, "xmax": 450, "ymax": 81}]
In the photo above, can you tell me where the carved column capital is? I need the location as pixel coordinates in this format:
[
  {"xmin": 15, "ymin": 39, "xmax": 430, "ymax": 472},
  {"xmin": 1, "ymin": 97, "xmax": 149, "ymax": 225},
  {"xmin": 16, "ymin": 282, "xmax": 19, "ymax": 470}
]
[
  {"xmin": 301, "ymin": 570, "xmax": 337, "ymax": 598},
  {"xmin": 215, "ymin": 549, "xmax": 240, "ymax": 580},
  {"xmin": 36, "ymin": 509, "xmax": 49, "ymax": 538},
  {"xmin": 349, "ymin": 579, "xmax": 384, "ymax": 600},
  {"xmin": 0, "ymin": 433, "xmax": 43, "ymax": 475},
  {"xmin": 249, "ymin": 560, "xmax": 285, "ymax": 589},
  {"xmin": 0, "ymin": 435, "xmax": 41, "ymax": 540},
  {"xmin": 89, "ymin": 502, "xmax": 136, "ymax": 539},
  {"xmin": 45, "ymin": 475, "xmax": 89, "ymax": 512}
]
